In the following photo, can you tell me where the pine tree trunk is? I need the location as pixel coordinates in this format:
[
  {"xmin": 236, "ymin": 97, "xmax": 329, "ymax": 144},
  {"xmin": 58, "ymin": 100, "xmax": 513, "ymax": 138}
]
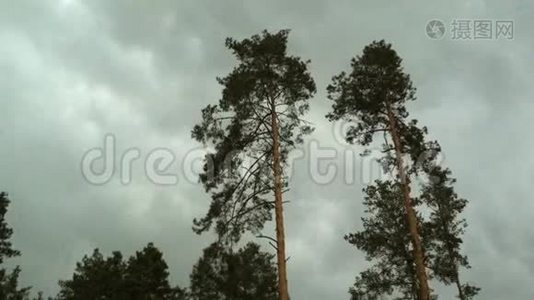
[
  {"xmin": 271, "ymin": 103, "xmax": 289, "ymax": 300},
  {"xmin": 386, "ymin": 104, "xmax": 430, "ymax": 300}
]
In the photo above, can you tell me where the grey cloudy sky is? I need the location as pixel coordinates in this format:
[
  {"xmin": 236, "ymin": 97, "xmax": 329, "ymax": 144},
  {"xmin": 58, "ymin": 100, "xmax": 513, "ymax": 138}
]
[{"xmin": 1, "ymin": 0, "xmax": 533, "ymax": 298}]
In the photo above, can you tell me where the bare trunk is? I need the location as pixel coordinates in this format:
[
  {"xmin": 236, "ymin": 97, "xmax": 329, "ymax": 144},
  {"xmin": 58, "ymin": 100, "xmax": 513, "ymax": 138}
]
[
  {"xmin": 271, "ymin": 104, "xmax": 289, "ymax": 300},
  {"xmin": 386, "ymin": 104, "xmax": 430, "ymax": 300}
]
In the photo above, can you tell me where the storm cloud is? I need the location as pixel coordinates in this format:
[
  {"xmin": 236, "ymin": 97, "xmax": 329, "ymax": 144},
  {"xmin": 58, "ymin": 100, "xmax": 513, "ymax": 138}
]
[{"xmin": 0, "ymin": 0, "xmax": 533, "ymax": 298}]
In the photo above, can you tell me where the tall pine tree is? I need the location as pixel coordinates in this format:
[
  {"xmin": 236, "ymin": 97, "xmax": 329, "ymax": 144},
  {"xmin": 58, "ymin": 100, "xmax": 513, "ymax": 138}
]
[
  {"xmin": 327, "ymin": 40, "xmax": 478, "ymax": 300},
  {"xmin": 192, "ymin": 29, "xmax": 316, "ymax": 300},
  {"xmin": 326, "ymin": 40, "xmax": 431, "ymax": 299}
]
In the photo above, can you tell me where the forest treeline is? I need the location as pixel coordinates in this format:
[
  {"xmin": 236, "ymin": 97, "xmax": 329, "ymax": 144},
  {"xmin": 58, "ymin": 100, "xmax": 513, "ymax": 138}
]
[{"xmin": 3, "ymin": 29, "xmax": 478, "ymax": 300}]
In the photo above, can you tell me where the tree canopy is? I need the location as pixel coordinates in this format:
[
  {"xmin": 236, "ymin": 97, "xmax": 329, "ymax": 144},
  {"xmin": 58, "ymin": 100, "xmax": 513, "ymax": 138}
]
[
  {"xmin": 58, "ymin": 243, "xmax": 185, "ymax": 300},
  {"xmin": 189, "ymin": 242, "xmax": 277, "ymax": 300}
]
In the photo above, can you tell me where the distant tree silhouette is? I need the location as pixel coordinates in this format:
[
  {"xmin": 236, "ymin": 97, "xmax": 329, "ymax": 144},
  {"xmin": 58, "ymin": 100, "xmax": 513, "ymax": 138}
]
[
  {"xmin": 189, "ymin": 242, "xmax": 277, "ymax": 300},
  {"xmin": 0, "ymin": 192, "xmax": 30, "ymax": 299},
  {"xmin": 123, "ymin": 243, "xmax": 177, "ymax": 299},
  {"xmin": 58, "ymin": 249, "xmax": 125, "ymax": 299},
  {"xmin": 58, "ymin": 243, "xmax": 185, "ymax": 300}
]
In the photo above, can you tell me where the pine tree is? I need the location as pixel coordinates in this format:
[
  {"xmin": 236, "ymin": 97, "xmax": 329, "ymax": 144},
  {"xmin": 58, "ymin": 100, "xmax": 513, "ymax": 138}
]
[
  {"xmin": 192, "ymin": 29, "xmax": 316, "ymax": 300},
  {"xmin": 346, "ymin": 181, "xmax": 427, "ymax": 299},
  {"xmin": 58, "ymin": 249, "xmax": 126, "ymax": 300},
  {"xmin": 58, "ymin": 243, "xmax": 185, "ymax": 300},
  {"xmin": 123, "ymin": 243, "xmax": 180, "ymax": 299},
  {"xmin": 189, "ymin": 242, "xmax": 277, "ymax": 300},
  {"xmin": 327, "ymin": 40, "xmax": 478, "ymax": 299},
  {"xmin": 326, "ymin": 40, "xmax": 431, "ymax": 299},
  {"xmin": 0, "ymin": 192, "xmax": 30, "ymax": 300},
  {"xmin": 421, "ymin": 167, "xmax": 480, "ymax": 299}
]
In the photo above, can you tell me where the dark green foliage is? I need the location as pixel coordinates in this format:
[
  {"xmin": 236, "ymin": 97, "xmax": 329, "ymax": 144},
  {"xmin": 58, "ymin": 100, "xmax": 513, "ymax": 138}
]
[
  {"xmin": 123, "ymin": 243, "xmax": 177, "ymax": 299},
  {"xmin": 0, "ymin": 193, "xmax": 20, "ymax": 264},
  {"xmin": 0, "ymin": 266, "xmax": 30, "ymax": 300},
  {"xmin": 0, "ymin": 192, "xmax": 30, "ymax": 299},
  {"xmin": 347, "ymin": 181, "xmax": 423, "ymax": 300},
  {"xmin": 349, "ymin": 267, "xmax": 391, "ymax": 300},
  {"xmin": 422, "ymin": 168, "xmax": 467, "ymax": 282},
  {"xmin": 459, "ymin": 284, "xmax": 480, "ymax": 300},
  {"xmin": 189, "ymin": 242, "xmax": 277, "ymax": 300},
  {"xmin": 326, "ymin": 40, "xmax": 414, "ymax": 145},
  {"xmin": 347, "ymin": 162, "xmax": 479, "ymax": 300},
  {"xmin": 58, "ymin": 243, "xmax": 185, "ymax": 300},
  {"xmin": 326, "ymin": 40, "xmax": 436, "ymax": 170},
  {"xmin": 191, "ymin": 29, "xmax": 316, "ymax": 244},
  {"xmin": 58, "ymin": 249, "xmax": 126, "ymax": 300},
  {"xmin": 421, "ymin": 167, "xmax": 480, "ymax": 299}
]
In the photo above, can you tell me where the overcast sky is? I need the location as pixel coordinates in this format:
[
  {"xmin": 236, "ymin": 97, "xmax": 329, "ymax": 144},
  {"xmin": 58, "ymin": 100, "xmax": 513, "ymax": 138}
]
[{"xmin": 1, "ymin": 0, "xmax": 533, "ymax": 299}]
